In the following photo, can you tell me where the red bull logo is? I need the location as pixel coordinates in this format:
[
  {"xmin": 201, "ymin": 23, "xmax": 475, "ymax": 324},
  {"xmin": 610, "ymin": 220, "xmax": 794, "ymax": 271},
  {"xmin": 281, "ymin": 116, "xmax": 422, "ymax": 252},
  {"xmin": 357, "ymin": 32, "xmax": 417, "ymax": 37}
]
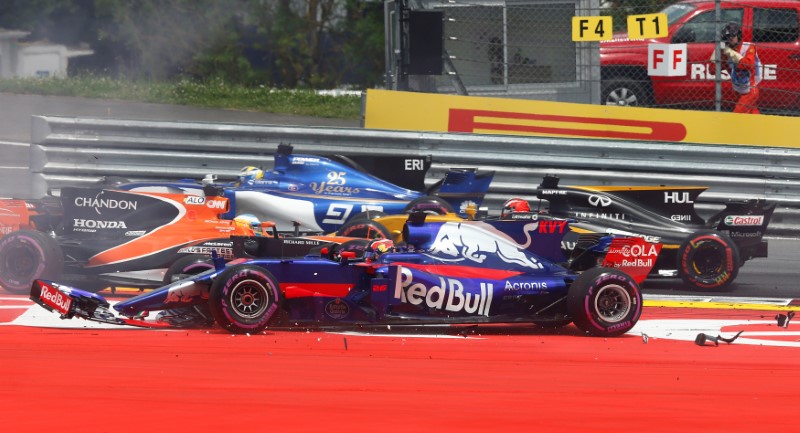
[
  {"xmin": 429, "ymin": 222, "xmax": 542, "ymax": 270},
  {"xmin": 39, "ymin": 283, "xmax": 72, "ymax": 314},
  {"xmin": 395, "ymin": 267, "xmax": 494, "ymax": 316}
]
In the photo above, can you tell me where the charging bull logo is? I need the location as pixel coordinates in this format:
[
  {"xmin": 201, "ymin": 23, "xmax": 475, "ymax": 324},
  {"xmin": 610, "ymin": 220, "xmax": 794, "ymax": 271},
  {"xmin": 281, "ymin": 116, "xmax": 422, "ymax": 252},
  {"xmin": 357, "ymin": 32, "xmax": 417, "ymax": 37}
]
[{"xmin": 429, "ymin": 222, "xmax": 543, "ymax": 270}]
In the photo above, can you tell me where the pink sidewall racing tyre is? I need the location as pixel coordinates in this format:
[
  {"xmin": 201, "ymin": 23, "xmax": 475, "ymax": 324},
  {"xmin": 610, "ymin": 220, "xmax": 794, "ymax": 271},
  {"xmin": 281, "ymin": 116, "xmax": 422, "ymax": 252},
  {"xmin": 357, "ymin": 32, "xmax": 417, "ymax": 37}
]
[
  {"xmin": 209, "ymin": 264, "xmax": 282, "ymax": 334},
  {"xmin": 0, "ymin": 229, "xmax": 63, "ymax": 295},
  {"xmin": 567, "ymin": 267, "xmax": 642, "ymax": 337}
]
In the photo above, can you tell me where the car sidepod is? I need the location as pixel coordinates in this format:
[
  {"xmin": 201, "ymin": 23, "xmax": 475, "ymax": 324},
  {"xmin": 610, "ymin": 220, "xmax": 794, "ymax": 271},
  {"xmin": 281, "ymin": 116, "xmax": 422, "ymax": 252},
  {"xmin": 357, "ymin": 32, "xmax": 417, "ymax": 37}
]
[{"xmin": 379, "ymin": 260, "xmax": 571, "ymax": 323}]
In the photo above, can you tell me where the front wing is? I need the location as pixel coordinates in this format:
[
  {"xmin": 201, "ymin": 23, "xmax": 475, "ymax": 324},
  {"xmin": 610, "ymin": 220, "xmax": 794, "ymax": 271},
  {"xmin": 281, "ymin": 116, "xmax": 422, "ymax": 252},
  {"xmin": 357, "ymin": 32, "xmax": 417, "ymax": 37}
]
[{"xmin": 30, "ymin": 279, "xmax": 171, "ymax": 329}]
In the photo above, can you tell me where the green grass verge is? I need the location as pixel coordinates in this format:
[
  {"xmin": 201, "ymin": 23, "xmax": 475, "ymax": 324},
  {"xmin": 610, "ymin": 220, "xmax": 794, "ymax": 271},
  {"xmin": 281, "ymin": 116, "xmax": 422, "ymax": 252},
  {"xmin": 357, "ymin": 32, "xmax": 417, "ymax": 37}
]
[{"xmin": 0, "ymin": 76, "xmax": 362, "ymax": 119}]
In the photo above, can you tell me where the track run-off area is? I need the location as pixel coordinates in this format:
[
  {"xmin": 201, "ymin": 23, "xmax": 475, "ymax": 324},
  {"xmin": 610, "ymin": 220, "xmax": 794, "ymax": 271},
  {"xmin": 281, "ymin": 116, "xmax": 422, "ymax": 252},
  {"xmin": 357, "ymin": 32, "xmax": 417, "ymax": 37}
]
[{"xmin": 2, "ymin": 294, "xmax": 799, "ymax": 432}]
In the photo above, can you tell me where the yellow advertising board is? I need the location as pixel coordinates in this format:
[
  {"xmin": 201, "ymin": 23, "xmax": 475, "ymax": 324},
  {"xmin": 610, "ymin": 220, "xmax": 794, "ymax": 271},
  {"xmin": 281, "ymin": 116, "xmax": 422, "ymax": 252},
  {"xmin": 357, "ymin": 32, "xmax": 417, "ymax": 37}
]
[{"xmin": 363, "ymin": 89, "xmax": 800, "ymax": 148}]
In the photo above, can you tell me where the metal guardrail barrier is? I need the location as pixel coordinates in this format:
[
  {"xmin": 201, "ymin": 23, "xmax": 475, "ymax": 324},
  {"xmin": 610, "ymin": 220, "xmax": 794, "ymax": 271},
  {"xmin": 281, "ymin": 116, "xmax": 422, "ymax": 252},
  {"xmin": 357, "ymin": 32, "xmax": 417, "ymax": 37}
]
[{"xmin": 30, "ymin": 115, "xmax": 800, "ymax": 235}]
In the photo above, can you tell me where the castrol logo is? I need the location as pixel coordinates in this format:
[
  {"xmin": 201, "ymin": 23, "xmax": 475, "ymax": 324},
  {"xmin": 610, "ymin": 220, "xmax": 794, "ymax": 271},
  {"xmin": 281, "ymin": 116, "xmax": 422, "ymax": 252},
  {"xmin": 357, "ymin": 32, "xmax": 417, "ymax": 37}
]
[{"xmin": 724, "ymin": 215, "xmax": 764, "ymax": 227}]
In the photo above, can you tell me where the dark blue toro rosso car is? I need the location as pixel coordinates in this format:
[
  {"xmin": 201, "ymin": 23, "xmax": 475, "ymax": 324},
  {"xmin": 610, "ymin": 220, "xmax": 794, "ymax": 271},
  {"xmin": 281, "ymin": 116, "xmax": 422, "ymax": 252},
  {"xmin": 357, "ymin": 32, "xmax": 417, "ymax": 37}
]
[
  {"xmin": 116, "ymin": 144, "xmax": 494, "ymax": 235},
  {"xmin": 30, "ymin": 216, "xmax": 660, "ymax": 337}
]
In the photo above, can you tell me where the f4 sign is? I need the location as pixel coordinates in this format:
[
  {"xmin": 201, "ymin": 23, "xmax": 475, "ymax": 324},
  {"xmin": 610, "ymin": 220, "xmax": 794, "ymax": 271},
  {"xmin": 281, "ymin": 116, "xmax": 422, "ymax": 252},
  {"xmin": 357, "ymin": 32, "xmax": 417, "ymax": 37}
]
[{"xmin": 648, "ymin": 43, "xmax": 687, "ymax": 77}]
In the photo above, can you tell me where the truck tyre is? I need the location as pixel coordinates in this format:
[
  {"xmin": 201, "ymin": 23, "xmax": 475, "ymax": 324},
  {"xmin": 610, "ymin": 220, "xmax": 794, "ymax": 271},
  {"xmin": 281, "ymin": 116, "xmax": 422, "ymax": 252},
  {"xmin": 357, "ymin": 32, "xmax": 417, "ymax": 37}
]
[
  {"xmin": 602, "ymin": 79, "xmax": 652, "ymax": 107},
  {"xmin": 678, "ymin": 230, "xmax": 740, "ymax": 290},
  {"xmin": 0, "ymin": 230, "xmax": 64, "ymax": 295},
  {"xmin": 567, "ymin": 267, "xmax": 642, "ymax": 337},
  {"xmin": 209, "ymin": 264, "xmax": 282, "ymax": 334}
]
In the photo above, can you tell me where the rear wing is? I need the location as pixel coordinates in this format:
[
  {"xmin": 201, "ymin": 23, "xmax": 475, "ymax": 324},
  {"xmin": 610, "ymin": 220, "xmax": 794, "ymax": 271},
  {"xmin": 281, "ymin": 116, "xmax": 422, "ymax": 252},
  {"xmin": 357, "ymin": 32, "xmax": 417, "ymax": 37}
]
[
  {"xmin": 706, "ymin": 199, "xmax": 776, "ymax": 259},
  {"xmin": 427, "ymin": 169, "xmax": 495, "ymax": 216},
  {"xmin": 707, "ymin": 199, "xmax": 776, "ymax": 233}
]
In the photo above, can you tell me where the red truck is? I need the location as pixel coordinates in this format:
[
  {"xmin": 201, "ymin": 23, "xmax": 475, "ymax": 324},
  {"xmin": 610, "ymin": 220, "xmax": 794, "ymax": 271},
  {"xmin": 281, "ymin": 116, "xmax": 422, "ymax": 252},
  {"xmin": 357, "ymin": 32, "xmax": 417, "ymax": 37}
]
[{"xmin": 600, "ymin": 0, "xmax": 800, "ymax": 112}]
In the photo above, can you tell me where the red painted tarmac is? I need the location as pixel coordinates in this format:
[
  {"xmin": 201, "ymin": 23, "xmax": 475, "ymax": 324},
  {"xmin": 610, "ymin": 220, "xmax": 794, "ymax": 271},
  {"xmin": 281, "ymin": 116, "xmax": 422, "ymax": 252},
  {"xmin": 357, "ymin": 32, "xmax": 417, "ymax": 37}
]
[{"xmin": 1, "ymin": 296, "xmax": 799, "ymax": 432}]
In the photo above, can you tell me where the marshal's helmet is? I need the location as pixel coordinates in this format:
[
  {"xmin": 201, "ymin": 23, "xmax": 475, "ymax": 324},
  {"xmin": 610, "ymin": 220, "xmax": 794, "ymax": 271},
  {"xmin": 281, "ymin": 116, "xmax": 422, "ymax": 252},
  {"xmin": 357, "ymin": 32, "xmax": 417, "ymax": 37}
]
[
  {"xmin": 501, "ymin": 198, "xmax": 531, "ymax": 218},
  {"xmin": 721, "ymin": 22, "xmax": 742, "ymax": 46}
]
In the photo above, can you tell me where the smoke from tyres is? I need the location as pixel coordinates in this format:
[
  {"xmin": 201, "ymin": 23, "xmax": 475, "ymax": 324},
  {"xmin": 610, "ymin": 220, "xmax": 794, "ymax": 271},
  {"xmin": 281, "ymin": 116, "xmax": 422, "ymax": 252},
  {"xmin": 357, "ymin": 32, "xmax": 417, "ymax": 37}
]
[{"xmin": 571, "ymin": 13, "xmax": 667, "ymax": 42}]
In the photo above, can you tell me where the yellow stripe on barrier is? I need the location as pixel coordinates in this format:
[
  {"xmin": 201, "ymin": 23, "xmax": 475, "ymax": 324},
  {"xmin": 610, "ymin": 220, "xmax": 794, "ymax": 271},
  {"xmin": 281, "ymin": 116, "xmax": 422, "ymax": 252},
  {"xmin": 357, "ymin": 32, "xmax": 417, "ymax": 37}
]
[{"xmin": 364, "ymin": 89, "xmax": 800, "ymax": 148}]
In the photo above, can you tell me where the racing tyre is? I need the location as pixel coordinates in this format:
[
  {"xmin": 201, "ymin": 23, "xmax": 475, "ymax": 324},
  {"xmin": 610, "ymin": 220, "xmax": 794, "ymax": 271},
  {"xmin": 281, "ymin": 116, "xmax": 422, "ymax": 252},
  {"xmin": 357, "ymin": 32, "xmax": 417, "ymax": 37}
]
[
  {"xmin": 601, "ymin": 79, "xmax": 652, "ymax": 107},
  {"xmin": 678, "ymin": 230, "xmax": 740, "ymax": 290},
  {"xmin": 402, "ymin": 196, "xmax": 455, "ymax": 215},
  {"xmin": 345, "ymin": 210, "xmax": 388, "ymax": 222},
  {"xmin": 163, "ymin": 254, "xmax": 214, "ymax": 284},
  {"xmin": 160, "ymin": 253, "xmax": 216, "ymax": 327},
  {"xmin": 209, "ymin": 264, "xmax": 282, "ymax": 334},
  {"xmin": 567, "ymin": 267, "xmax": 642, "ymax": 337},
  {"xmin": 337, "ymin": 219, "xmax": 392, "ymax": 240},
  {"xmin": 0, "ymin": 230, "xmax": 63, "ymax": 295}
]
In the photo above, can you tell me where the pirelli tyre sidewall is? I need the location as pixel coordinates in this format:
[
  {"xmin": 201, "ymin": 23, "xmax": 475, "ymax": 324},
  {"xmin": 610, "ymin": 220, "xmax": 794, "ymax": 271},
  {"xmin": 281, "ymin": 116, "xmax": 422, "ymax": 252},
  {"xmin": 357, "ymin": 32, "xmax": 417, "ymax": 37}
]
[
  {"xmin": 163, "ymin": 254, "xmax": 214, "ymax": 284},
  {"xmin": 209, "ymin": 264, "xmax": 281, "ymax": 334},
  {"xmin": 0, "ymin": 229, "xmax": 63, "ymax": 295},
  {"xmin": 337, "ymin": 218, "xmax": 392, "ymax": 240},
  {"xmin": 678, "ymin": 230, "xmax": 740, "ymax": 290},
  {"xmin": 567, "ymin": 267, "xmax": 642, "ymax": 337}
]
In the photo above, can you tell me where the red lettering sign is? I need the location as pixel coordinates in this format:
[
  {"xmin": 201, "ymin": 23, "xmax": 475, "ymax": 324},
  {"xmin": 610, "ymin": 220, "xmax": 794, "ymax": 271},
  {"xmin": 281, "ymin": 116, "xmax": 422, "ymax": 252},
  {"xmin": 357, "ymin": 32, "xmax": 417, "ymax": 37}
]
[{"xmin": 448, "ymin": 109, "xmax": 687, "ymax": 141}]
